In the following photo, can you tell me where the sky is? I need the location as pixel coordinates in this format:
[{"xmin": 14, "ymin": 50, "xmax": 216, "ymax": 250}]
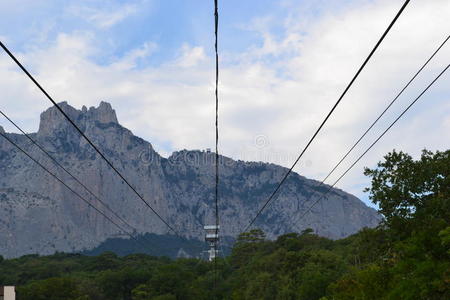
[{"xmin": 0, "ymin": 0, "xmax": 449, "ymax": 208}]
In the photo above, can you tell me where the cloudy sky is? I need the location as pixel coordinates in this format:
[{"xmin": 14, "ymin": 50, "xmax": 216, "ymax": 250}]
[{"xmin": 0, "ymin": 0, "xmax": 449, "ymax": 208}]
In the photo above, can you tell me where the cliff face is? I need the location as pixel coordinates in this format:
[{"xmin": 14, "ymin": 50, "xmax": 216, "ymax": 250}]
[{"xmin": 0, "ymin": 102, "xmax": 380, "ymax": 258}]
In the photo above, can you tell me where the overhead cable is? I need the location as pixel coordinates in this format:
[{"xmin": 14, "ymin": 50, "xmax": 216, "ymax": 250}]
[
  {"xmin": 289, "ymin": 34, "xmax": 449, "ymax": 229},
  {"xmin": 242, "ymin": 0, "xmax": 411, "ymax": 232},
  {"xmin": 0, "ymin": 41, "xmax": 178, "ymax": 235},
  {"xmin": 293, "ymin": 62, "xmax": 449, "ymax": 229},
  {"xmin": 0, "ymin": 131, "xmax": 151, "ymax": 251},
  {"xmin": 0, "ymin": 108, "xmax": 137, "ymax": 233}
]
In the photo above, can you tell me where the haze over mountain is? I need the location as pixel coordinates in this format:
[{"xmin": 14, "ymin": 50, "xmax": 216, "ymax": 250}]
[{"xmin": 0, "ymin": 102, "xmax": 380, "ymax": 258}]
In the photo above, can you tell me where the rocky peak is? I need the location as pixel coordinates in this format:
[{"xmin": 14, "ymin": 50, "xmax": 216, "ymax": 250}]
[
  {"xmin": 38, "ymin": 101, "xmax": 118, "ymax": 136},
  {"xmin": 87, "ymin": 101, "xmax": 118, "ymax": 124},
  {"xmin": 0, "ymin": 125, "xmax": 4, "ymax": 134},
  {"xmin": 38, "ymin": 101, "xmax": 81, "ymax": 136}
]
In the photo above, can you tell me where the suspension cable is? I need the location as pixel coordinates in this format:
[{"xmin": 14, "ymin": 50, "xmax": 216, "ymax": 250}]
[{"xmin": 241, "ymin": 0, "xmax": 411, "ymax": 233}]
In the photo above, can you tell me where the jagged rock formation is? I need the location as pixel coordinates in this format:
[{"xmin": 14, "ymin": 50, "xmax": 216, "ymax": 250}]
[{"xmin": 0, "ymin": 102, "xmax": 380, "ymax": 258}]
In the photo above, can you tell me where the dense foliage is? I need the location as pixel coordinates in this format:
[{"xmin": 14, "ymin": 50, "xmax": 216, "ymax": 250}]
[{"xmin": 0, "ymin": 149, "xmax": 448, "ymax": 299}]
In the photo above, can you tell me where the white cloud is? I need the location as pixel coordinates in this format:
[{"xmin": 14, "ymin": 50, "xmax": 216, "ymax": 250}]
[
  {"xmin": 0, "ymin": 0, "xmax": 449, "ymax": 209},
  {"xmin": 68, "ymin": 1, "xmax": 142, "ymax": 29},
  {"xmin": 112, "ymin": 42, "xmax": 158, "ymax": 70},
  {"xmin": 174, "ymin": 44, "xmax": 208, "ymax": 68}
]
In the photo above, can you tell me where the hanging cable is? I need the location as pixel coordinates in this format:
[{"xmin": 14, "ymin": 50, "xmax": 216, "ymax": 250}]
[
  {"xmin": 0, "ymin": 41, "xmax": 179, "ymax": 236},
  {"xmin": 213, "ymin": 0, "xmax": 220, "ymax": 296},
  {"xmin": 286, "ymin": 34, "xmax": 449, "ymax": 230},
  {"xmin": 241, "ymin": 0, "xmax": 411, "ymax": 233},
  {"xmin": 0, "ymin": 108, "xmax": 137, "ymax": 233},
  {"xmin": 0, "ymin": 131, "xmax": 152, "ymax": 251},
  {"xmin": 292, "ymin": 62, "xmax": 449, "ymax": 229}
]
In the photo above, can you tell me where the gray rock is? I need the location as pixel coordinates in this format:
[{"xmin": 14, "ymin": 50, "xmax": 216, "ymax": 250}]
[
  {"xmin": 87, "ymin": 101, "xmax": 118, "ymax": 124},
  {"xmin": 0, "ymin": 102, "xmax": 381, "ymax": 258}
]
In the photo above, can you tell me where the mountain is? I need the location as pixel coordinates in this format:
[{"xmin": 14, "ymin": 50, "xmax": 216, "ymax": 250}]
[
  {"xmin": 81, "ymin": 233, "xmax": 212, "ymax": 259},
  {"xmin": 0, "ymin": 102, "xmax": 380, "ymax": 258}
]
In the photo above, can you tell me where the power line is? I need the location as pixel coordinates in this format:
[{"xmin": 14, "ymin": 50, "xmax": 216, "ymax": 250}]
[
  {"xmin": 0, "ymin": 130, "xmax": 151, "ymax": 251},
  {"xmin": 0, "ymin": 108, "xmax": 137, "ymax": 234},
  {"xmin": 242, "ymin": 0, "xmax": 411, "ymax": 233},
  {"xmin": 0, "ymin": 41, "xmax": 178, "ymax": 235},
  {"xmin": 288, "ymin": 34, "xmax": 449, "ymax": 229},
  {"xmin": 292, "ymin": 62, "xmax": 449, "ymax": 229}
]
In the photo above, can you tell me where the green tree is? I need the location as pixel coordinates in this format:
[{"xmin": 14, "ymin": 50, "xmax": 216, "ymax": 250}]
[
  {"xmin": 97, "ymin": 267, "xmax": 152, "ymax": 300},
  {"xmin": 439, "ymin": 226, "xmax": 450, "ymax": 254},
  {"xmin": 231, "ymin": 229, "xmax": 271, "ymax": 268},
  {"xmin": 330, "ymin": 149, "xmax": 450, "ymax": 299},
  {"xmin": 364, "ymin": 150, "xmax": 449, "ymax": 235},
  {"xmin": 88, "ymin": 251, "xmax": 120, "ymax": 271},
  {"xmin": 18, "ymin": 277, "xmax": 85, "ymax": 300}
]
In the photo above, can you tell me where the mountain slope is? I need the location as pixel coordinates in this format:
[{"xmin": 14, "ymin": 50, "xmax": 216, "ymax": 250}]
[{"xmin": 0, "ymin": 102, "xmax": 380, "ymax": 258}]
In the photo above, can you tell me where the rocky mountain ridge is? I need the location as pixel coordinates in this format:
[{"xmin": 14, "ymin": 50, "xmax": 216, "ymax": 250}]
[{"xmin": 0, "ymin": 102, "xmax": 380, "ymax": 258}]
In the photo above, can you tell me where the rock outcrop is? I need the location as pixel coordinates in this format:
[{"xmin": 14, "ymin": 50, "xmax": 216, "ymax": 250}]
[{"xmin": 0, "ymin": 102, "xmax": 380, "ymax": 258}]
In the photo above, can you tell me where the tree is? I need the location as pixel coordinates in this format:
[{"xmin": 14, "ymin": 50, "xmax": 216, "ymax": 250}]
[
  {"xmin": 88, "ymin": 251, "xmax": 120, "ymax": 271},
  {"xmin": 364, "ymin": 149, "xmax": 450, "ymax": 234},
  {"xmin": 97, "ymin": 267, "xmax": 151, "ymax": 300},
  {"xmin": 231, "ymin": 229, "xmax": 270, "ymax": 268},
  {"xmin": 18, "ymin": 277, "xmax": 85, "ymax": 300},
  {"xmin": 330, "ymin": 149, "xmax": 450, "ymax": 300},
  {"xmin": 236, "ymin": 229, "xmax": 266, "ymax": 244},
  {"xmin": 439, "ymin": 226, "xmax": 450, "ymax": 255}
]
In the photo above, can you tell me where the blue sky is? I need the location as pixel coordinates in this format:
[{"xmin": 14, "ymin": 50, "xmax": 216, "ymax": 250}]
[
  {"xmin": 0, "ymin": 0, "xmax": 449, "ymax": 210},
  {"xmin": 0, "ymin": 0, "xmax": 291, "ymax": 66}
]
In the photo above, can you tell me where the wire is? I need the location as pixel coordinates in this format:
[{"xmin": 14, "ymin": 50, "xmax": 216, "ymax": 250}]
[
  {"xmin": 292, "ymin": 62, "xmax": 449, "ymax": 229},
  {"xmin": 0, "ymin": 108, "xmax": 137, "ymax": 233},
  {"xmin": 213, "ymin": 0, "xmax": 220, "ymax": 296},
  {"xmin": 241, "ymin": 0, "xmax": 411, "ymax": 233},
  {"xmin": 214, "ymin": 0, "xmax": 220, "ymax": 232},
  {"xmin": 0, "ymin": 41, "xmax": 178, "ymax": 236},
  {"xmin": 288, "ymin": 34, "xmax": 449, "ymax": 229},
  {"xmin": 0, "ymin": 130, "xmax": 151, "ymax": 251}
]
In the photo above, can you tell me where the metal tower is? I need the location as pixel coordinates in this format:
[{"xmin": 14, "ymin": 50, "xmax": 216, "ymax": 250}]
[{"xmin": 204, "ymin": 224, "xmax": 219, "ymax": 261}]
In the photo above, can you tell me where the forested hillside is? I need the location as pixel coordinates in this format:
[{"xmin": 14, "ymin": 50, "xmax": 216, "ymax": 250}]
[{"xmin": 0, "ymin": 149, "xmax": 448, "ymax": 299}]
